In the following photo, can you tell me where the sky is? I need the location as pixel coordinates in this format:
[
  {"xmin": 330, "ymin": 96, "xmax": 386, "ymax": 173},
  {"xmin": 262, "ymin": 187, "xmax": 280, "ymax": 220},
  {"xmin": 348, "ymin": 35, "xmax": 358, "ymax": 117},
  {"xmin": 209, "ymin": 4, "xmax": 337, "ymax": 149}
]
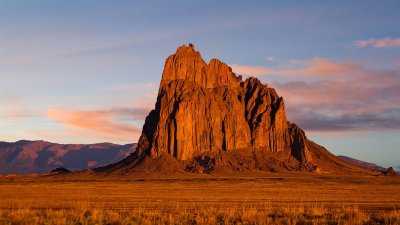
[{"xmin": 0, "ymin": 0, "xmax": 399, "ymax": 169}]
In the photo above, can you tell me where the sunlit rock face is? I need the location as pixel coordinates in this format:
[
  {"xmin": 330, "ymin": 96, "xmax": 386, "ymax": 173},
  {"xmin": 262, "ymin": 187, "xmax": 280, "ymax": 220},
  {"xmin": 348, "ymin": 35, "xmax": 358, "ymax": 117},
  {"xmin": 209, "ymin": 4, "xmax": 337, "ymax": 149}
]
[{"xmin": 136, "ymin": 44, "xmax": 311, "ymax": 162}]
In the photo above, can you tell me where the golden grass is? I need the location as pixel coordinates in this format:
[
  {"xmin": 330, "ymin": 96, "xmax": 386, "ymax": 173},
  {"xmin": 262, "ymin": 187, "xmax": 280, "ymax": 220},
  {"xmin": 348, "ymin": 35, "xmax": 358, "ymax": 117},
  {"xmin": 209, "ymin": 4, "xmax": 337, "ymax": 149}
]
[
  {"xmin": 0, "ymin": 176, "xmax": 399, "ymax": 224},
  {"xmin": 1, "ymin": 205, "xmax": 399, "ymax": 225}
]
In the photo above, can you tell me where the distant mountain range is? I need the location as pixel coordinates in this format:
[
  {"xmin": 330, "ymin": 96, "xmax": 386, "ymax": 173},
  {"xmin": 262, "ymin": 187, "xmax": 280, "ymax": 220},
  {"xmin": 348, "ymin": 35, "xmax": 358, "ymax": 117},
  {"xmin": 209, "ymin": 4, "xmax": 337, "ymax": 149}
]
[
  {"xmin": 0, "ymin": 140, "xmax": 136, "ymax": 175},
  {"xmin": 337, "ymin": 155, "xmax": 386, "ymax": 171},
  {"xmin": 0, "ymin": 140, "xmax": 386, "ymax": 175}
]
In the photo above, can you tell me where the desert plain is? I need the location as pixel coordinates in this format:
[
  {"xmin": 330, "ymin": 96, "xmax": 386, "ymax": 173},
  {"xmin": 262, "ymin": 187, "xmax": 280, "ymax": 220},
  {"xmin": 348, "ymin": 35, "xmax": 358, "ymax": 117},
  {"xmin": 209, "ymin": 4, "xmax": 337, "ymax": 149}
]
[{"xmin": 0, "ymin": 174, "xmax": 399, "ymax": 225}]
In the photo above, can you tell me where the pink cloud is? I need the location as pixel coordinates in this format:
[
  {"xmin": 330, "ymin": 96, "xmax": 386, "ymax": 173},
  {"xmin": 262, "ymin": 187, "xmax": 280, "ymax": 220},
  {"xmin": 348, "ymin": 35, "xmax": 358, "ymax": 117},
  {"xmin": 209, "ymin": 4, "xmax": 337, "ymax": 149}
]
[
  {"xmin": 276, "ymin": 58, "xmax": 361, "ymax": 77},
  {"xmin": 354, "ymin": 37, "xmax": 400, "ymax": 48},
  {"xmin": 232, "ymin": 57, "xmax": 400, "ymax": 131},
  {"xmin": 231, "ymin": 58, "xmax": 361, "ymax": 78},
  {"xmin": 275, "ymin": 80, "xmax": 400, "ymax": 131},
  {"xmin": 229, "ymin": 57, "xmax": 400, "ymax": 132},
  {"xmin": 230, "ymin": 64, "xmax": 273, "ymax": 76},
  {"xmin": 267, "ymin": 58, "xmax": 400, "ymax": 132},
  {"xmin": 47, "ymin": 107, "xmax": 148, "ymax": 141}
]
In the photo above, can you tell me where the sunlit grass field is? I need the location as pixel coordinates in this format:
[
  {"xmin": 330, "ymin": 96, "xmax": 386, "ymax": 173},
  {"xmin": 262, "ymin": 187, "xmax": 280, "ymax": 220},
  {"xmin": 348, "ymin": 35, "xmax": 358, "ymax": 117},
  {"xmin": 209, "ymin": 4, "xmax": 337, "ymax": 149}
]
[{"xmin": 0, "ymin": 176, "xmax": 399, "ymax": 224}]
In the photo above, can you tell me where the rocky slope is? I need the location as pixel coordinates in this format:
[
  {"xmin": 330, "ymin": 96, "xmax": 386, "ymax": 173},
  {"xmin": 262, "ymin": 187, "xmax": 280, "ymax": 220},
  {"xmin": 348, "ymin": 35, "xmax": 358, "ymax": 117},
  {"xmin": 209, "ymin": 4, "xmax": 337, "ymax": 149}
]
[
  {"xmin": 0, "ymin": 140, "xmax": 136, "ymax": 175},
  {"xmin": 99, "ymin": 44, "xmax": 376, "ymax": 176}
]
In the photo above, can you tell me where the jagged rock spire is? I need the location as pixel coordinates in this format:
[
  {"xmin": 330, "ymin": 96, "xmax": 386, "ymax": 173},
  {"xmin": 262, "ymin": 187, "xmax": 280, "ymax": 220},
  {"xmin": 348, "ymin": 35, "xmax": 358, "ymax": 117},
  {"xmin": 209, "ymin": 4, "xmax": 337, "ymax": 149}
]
[
  {"xmin": 161, "ymin": 44, "xmax": 242, "ymax": 88},
  {"xmin": 136, "ymin": 43, "xmax": 311, "ymax": 162}
]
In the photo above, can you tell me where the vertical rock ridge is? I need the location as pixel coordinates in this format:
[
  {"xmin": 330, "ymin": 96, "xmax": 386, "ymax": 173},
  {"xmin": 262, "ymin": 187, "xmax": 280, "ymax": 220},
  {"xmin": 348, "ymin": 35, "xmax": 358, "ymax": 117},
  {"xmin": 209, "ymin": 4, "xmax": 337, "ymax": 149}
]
[{"xmin": 135, "ymin": 43, "xmax": 311, "ymax": 163}]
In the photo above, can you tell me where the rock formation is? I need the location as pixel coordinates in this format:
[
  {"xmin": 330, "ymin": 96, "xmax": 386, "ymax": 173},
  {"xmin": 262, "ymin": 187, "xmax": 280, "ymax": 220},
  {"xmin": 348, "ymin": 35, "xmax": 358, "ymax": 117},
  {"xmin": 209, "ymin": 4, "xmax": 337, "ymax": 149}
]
[
  {"xmin": 383, "ymin": 167, "xmax": 397, "ymax": 176},
  {"xmin": 100, "ymin": 43, "xmax": 377, "ymax": 175},
  {"xmin": 50, "ymin": 167, "xmax": 71, "ymax": 174},
  {"xmin": 136, "ymin": 44, "xmax": 310, "ymax": 164}
]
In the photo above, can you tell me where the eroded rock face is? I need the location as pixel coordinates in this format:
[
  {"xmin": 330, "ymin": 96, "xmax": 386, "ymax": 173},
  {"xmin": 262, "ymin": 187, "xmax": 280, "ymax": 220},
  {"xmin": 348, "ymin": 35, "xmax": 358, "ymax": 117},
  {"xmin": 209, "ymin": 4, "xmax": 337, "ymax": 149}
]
[
  {"xmin": 136, "ymin": 44, "xmax": 311, "ymax": 162},
  {"xmin": 161, "ymin": 43, "xmax": 242, "ymax": 88},
  {"xmin": 288, "ymin": 123, "xmax": 312, "ymax": 162},
  {"xmin": 384, "ymin": 167, "xmax": 397, "ymax": 176}
]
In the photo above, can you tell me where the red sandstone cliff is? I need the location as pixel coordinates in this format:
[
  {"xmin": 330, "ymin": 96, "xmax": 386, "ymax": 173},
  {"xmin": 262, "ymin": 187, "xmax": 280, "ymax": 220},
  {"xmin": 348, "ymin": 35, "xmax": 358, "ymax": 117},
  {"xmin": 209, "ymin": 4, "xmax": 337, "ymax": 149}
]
[
  {"xmin": 99, "ymin": 44, "xmax": 376, "ymax": 175},
  {"xmin": 136, "ymin": 44, "xmax": 310, "ymax": 163}
]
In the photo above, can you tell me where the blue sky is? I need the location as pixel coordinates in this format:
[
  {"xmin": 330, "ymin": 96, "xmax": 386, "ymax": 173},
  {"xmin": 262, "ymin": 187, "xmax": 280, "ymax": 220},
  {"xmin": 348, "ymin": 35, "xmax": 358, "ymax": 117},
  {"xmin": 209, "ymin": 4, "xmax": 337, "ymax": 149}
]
[{"xmin": 0, "ymin": 1, "xmax": 399, "ymax": 168}]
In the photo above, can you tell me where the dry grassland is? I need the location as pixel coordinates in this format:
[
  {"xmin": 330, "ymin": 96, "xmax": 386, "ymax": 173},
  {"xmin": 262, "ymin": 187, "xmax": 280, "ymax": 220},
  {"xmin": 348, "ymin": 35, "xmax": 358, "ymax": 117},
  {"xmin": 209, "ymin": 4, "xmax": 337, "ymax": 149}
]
[{"xmin": 0, "ymin": 176, "xmax": 399, "ymax": 224}]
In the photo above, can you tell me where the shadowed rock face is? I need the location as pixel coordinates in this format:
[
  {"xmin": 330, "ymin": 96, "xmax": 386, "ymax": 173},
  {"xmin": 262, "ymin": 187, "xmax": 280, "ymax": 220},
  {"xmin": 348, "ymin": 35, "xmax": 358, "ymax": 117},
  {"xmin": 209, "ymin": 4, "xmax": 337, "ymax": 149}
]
[{"xmin": 136, "ymin": 44, "xmax": 311, "ymax": 162}]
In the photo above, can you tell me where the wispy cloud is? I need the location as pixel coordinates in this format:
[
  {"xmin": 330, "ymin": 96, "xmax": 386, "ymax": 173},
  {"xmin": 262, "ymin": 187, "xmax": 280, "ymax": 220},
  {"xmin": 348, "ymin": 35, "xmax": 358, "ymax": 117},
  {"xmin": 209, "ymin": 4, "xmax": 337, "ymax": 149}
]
[
  {"xmin": 232, "ymin": 58, "xmax": 400, "ymax": 132},
  {"xmin": 230, "ymin": 64, "xmax": 273, "ymax": 76},
  {"xmin": 0, "ymin": 94, "xmax": 40, "ymax": 119},
  {"xmin": 275, "ymin": 60, "xmax": 400, "ymax": 131},
  {"xmin": 265, "ymin": 56, "xmax": 274, "ymax": 62},
  {"xmin": 276, "ymin": 58, "xmax": 361, "ymax": 78},
  {"xmin": 0, "ymin": 105, "xmax": 39, "ymax": 119},
  {"xmin": 47, "ymin": 107, "xmax": 150, "ymax": 141},
  {"xmin": 107, "ymin": 82, "xmax": 156, "ymax": 91},
  {"xmin": 354, "ymin": 37, "xmax": 400, "ymax": 48},
  {"xmin": 231, "ymin": 58, "xmax": 360, "ymax": 78}
]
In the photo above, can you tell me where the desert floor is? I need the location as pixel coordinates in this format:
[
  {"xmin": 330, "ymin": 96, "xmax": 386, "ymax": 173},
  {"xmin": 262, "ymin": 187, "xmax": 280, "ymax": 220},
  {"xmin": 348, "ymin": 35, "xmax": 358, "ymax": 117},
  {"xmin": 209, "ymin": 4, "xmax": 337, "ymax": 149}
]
[{"xmin": 0, "ymin": 175, "xmax": 399, "ymax": 224}]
